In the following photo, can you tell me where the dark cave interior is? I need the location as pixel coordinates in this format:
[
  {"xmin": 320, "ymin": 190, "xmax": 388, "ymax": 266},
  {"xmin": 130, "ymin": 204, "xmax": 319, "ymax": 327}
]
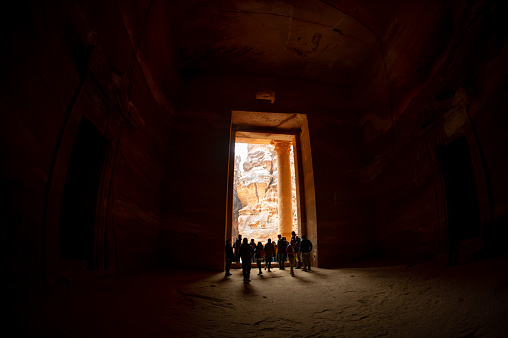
[{"xmin": 1, "ymin": 0, "xmax": 508, "ymax": 336}]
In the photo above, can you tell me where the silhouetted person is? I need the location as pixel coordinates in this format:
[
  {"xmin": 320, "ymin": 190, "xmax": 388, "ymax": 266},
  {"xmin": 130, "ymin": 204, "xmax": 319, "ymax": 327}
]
[
  {"xmin": 287, "ymin": 239, "xmax": 298, "ymax": 277},
  {"xmin": 278, "ymin": 235, "xmax": 287, "ymax": 270},
  {"xmin": 255, "ymin": 242, "xmax": 265, "ymax": 275},
  {"xmin": 291, "ymin": 231, "xmax": 298, "ymax": 268},
  {"xmin": 273, "ymin": 241, "xmax": 277, "ymax": 263},
  {"xmin": 240, "ymin": 238, "xmax": 254, "ymax": 282},
  {"xmin": 276, "ymin": 234, "xmax": 282, "ymax": 264},
  {"xmin": 234, "ymin": 234, "xmax": 242, "ymax": 263},
  {"xmin": 295, "ymin": 235, "xmax": 302, "ymax": 269},
  {"xmin": 300, "ymin": 234, "xmax": 313, "ymax": 271},
  {"xmin": 264, "ymin": 238, "xmax": 274, "ymax": 272},
  {"xmin": 225, "ymin": 239, "xmax": 234, "ymax": 277},
  {"xmin": 250, "ymin": 238, "xmax": 256, "ymax": 263}
]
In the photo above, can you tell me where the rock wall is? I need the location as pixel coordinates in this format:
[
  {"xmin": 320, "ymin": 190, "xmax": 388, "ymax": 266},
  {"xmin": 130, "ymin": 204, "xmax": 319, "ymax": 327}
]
[
  {"xmin": 357, "ymin": 0, "xmax": 508, "ymax": 260},
  {"xmin": 1, "ymin": 1, "xmax": 179, "ymax": 291}
]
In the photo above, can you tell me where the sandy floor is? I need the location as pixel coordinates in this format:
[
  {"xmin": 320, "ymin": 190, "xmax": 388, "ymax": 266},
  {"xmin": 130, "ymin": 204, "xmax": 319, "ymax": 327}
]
[{"xmin": 12, "ymin": 254, "xmax": 508, "ymax": 337}]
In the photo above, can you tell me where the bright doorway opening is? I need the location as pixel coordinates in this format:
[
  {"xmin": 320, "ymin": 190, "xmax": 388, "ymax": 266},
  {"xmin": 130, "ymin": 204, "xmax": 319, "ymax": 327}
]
[
  {"xmin": 226, "ymin": 110, "xmax": 318, "ymax": 266},
  {"xmin": 232, "ymin": 135, "xmax": 298, "ymax": 245}
]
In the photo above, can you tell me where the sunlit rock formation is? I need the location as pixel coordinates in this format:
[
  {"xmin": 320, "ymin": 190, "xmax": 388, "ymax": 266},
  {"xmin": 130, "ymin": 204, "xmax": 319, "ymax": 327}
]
[{"xmin": 233, "ymin": 144, "xmax": 297, "ymax": 243}]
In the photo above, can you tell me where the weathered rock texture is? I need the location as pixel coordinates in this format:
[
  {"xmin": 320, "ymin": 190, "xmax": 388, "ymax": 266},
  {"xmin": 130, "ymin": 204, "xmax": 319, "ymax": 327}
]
[
  {"xmin": 1, "ymin": 1, "xmax": 178, "ymax": 289},
  {"xmin": 232, "ymin": 144, "xmax": 297, "ymax": 243}
]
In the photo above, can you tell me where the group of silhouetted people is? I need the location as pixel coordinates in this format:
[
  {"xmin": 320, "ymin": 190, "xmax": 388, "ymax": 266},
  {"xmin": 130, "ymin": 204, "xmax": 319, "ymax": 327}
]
[{"xmin": 225, "ymin": 231, "xmax": 313, "ymax": 282}]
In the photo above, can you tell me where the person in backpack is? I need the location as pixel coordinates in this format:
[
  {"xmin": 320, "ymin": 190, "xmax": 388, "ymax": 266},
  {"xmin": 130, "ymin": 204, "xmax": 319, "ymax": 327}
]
[{"xmin": 300, "ymin": 234, "xmax": 313, "ymax": 271}]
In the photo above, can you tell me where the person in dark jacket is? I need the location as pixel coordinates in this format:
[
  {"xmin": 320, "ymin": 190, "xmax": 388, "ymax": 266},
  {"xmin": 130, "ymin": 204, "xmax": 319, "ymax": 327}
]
[
  {"xmin": 264, "ymin": 238, "xmax": 274, "ymax": 272},
  {"xmin": 225, "ymin": 239, "xmax": 234, "ymax": 277},
  {"xmin": 250, "ymin": 238, "xmax": 257, "ymax": 262},
  {"xmin": 300, "ymin": 234, "xmax": 313, "ymax": 271},
  {"xmin": 240, "ymin": 238, "xmax": 254, "ymax": 282},
  {"xmin": 255, "ymin": 242, "xmax": 265, "ymax": 275},
  {"xmin": 233, "ymin": 234, "xmax": 242, "ymax": 263}
]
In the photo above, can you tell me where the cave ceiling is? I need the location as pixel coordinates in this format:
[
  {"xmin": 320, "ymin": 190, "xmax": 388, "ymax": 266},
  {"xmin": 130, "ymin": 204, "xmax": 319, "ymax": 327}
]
[{"xmin": 173, "ymin": 0, "xmax": 399, "ymax": 87}]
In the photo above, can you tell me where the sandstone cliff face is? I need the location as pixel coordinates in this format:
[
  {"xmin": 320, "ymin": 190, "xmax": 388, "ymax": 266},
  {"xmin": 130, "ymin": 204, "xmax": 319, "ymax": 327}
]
[{"xmin": 233, "ymin": 144, "xmax": 297, "ymax": 243}]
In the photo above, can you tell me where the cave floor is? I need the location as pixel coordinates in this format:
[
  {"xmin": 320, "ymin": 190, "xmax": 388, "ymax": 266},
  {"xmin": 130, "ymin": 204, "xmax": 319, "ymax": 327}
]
[{"xmin": 14, "ymin": 254, "xmax": 508, "ymax": 337}]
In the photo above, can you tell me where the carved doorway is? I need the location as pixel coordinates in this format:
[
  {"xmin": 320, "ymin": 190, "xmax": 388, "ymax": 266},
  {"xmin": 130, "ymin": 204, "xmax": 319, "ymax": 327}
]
[
  {"xmin": 232, "ymin": 134, "xmax": 298, "ymax": 245},
  {"xmin": 226, "ymin": 111, "xmax": 318, "ymax": 265}
]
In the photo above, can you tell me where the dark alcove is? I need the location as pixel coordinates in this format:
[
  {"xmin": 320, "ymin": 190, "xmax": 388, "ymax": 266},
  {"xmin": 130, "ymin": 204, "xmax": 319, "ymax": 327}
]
[{"xmin": 59, "ymin": 118, "xmax": 109, "ymax": 269}]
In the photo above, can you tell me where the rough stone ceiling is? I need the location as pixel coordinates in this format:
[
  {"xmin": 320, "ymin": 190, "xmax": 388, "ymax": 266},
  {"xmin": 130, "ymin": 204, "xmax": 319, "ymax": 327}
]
[{"xmin": 174, "ymin": 0, "xmax": 389, "ymax": 86}]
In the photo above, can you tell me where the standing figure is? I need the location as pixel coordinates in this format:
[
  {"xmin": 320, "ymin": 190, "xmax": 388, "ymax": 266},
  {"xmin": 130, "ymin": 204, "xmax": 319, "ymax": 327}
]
[
  {"xmin": 234, "ymin": 234, "xmax": 242, "ymax": 263},
  {"xmin": 250, "ymin": 238, "xmax": 257, "ymax": 263},
  {"xmin": 264, "ymin": 238, "xmax": 274, "ymax": 272},
  {"xmin": 283, "ymin": 237, "xmax": 288, "ymax": 259},
  {"xmin": 277, "ymin": 235, "xmax": 287, "ymax": 270},
  {"xmin": 273, "ymin": 241, "xmax": 277, "ymax": 263},
  {"xmin": 255, "ymin": 242, "xmax": 265, "ymax": 275},
  {"xmin": 276, "ymin": 234, "xmax": 282, "ymax": 265},
  {"xmin": 300, "ymin": 234, "xmax": 313, "ymax": 271},
  {"xmin": 295, "ymin": 235, "xmax": 302, "ymax": 269},
  {"xmin": 286, "ymin": 239, "xmax": 298, "ymax": 277},
  {"xmin": 240, "ymin": 238, "xmax": 254, "ymax": 282},
  {"xmin": 224, "ymin": 239, "xmax": 234, "ymax": 277}
]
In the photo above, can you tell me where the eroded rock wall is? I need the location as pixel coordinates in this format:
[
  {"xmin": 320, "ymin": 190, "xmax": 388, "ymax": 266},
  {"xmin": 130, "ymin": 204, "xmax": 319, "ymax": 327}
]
[
  {"xmin": 1, "ymin": 1, "xmax": 179, "ymax": 290},
  {"xmin": 358, "ymin": 1, "xmax": 508, "ymax": 259}
]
